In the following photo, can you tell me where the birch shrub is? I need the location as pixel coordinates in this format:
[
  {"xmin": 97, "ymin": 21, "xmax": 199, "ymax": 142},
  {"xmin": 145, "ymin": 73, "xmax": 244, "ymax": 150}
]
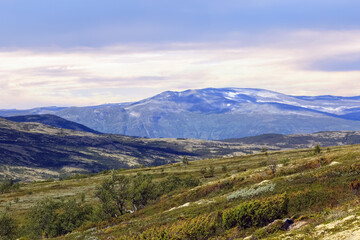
[{"xmin": 223, "ymin": 193, "xmax": 289, "ymax": 230}]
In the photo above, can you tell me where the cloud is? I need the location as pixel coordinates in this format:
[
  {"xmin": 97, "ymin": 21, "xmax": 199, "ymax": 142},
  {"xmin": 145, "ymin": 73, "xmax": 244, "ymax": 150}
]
[
  {"xmin": 1, "ymin": 0, "xmax": 360, "ymax": 48},
  {"xmin": 306, "ymin": 53, "xmax": 360, "ymax": 71},
  {"xmin": 1, "ymin": 29, "xmax": 360, "ymax": 108}
]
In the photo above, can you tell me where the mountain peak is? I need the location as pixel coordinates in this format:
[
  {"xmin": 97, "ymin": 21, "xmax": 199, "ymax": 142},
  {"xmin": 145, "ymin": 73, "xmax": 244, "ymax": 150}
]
[{"xmin": 1, "ymin": 87, "xmax": 360, "ymax": 140}]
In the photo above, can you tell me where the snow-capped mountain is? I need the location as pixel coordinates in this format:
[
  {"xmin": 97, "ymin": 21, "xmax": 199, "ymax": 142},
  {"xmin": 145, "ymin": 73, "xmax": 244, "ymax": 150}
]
[{"xmin": 1, "ymin": 88, "xmax": 360, "ymax": 140}]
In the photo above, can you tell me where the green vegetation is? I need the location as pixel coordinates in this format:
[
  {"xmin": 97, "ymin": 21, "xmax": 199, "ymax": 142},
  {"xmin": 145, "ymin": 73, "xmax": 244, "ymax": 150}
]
[
  {"xmin": 223, "ymin": 193, "xmax": 288, "ymax": 229},
  {"xmin": 1, "ymin": 144, "xmax": 360, "ymax": 239},
  {"xmin": 26, "ymin": 197, "xmax": 92, "ymax": 238},
  {"xmin": 0, "ymin": 211, "xmax": 18, "ymax": 240},
  {"xmin": 0, "ymin": 178, "xmax": 20, "ymax": 194},
  {"xmin": 182, "ymin": 156, "xmax": 189, "ymax": 165}
]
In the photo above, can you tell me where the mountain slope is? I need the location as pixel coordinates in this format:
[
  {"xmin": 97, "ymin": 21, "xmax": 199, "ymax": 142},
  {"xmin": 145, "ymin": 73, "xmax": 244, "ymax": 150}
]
[
  {"xmin": 2, "ymin": 115, "xmax": 360, "ymax": 181},
  {"xmin": 1, "ymin": 88, "xmax": 360, "ymax": 140},
  {"xmin": 0, "ymin": 117, "xmax": 260, "ymax": 181},
  {"xmin": 4, "ymin": 114, "xmax": 100, "ymax": 134},
  {"xmin": 223, "ymin": 131, "xmax": 360, "ymax": 149}
]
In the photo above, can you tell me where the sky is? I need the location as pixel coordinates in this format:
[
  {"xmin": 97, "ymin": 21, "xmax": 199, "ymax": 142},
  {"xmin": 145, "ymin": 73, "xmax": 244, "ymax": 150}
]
[{"xmin": 1, "ymin": 0, "xmax": 360, "ymax": 109}]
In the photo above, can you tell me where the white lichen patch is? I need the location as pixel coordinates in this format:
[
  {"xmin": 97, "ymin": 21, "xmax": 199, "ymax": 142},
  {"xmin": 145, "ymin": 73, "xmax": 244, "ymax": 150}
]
[
  {"xmin": 227, "ymin": 183, "xmax": 276, "ymax": 201},
  {"xmin": 257, "ymin": 180, "xmax": 270, "ymax": 185},
  {"xmin": 167, "ymin": 199, "xmax": 215, "ymax": 212}
]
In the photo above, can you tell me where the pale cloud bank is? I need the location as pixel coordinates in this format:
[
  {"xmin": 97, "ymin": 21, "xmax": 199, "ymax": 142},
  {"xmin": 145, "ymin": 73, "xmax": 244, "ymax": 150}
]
[{"xmin": 1, "ymin": 30, "xmax": 360, "ymax": 109}]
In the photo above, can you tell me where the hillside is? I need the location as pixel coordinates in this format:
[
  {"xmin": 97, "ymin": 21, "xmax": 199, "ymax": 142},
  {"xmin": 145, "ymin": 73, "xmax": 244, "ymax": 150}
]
[
  {"xmin": 4, "ymin": 114, "xmax": 100, "ymax": 134},
  {"xmin": 1, "ymin": 88, "xmax": 360, "ymax": 140},
  {"xmin": 2, "ymin": 117, "xmax": 360, "ymax": 181},
  {"xmin": 223, "ymin": 131, "xmax": 360, "ymax": 149},
  {"xmin": 1, "ymin": 144, "xmax": 360, "ymax": 239},
  {"xmin": 0, "ymin": 117, "xmax": 262, "ymax": 181}
]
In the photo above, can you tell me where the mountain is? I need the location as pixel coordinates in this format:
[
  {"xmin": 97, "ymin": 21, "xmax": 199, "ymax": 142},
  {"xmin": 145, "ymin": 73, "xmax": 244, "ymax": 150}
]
[
  {"xmin": 4, "ymin": 114, "xmax": 100, "ymax": 134},
  {"xmin": 1, "ymin": 88, "xmax": 360, "ymax": 140}
]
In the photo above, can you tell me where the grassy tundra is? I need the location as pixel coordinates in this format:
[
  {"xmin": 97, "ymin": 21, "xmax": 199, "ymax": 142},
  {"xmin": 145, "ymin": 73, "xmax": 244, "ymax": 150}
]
[{"xmin": 1, "ymin": 144, "xmax": 360, "ymax": 239}]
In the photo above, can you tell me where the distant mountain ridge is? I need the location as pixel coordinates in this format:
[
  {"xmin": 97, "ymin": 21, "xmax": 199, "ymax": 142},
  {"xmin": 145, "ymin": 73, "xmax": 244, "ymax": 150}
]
[
  {"xmin": 4, "ymin": 114, "xmax": 100, "ymax": 134},
  {"xmin": 1, "ymin": 88, "xmax": 360, "ymax": 140},
  {"xmin": 223, "ymin": 131, "xmax": 360, "ymax": 149},
  {"xmin": 0, "ymin": 117, "xmax": 255, "ymax": 181}
]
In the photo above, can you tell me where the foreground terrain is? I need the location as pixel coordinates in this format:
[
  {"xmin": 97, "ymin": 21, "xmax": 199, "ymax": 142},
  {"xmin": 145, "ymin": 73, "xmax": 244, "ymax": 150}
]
[{"xmin": 1, "ymin": 144, "xmax": 360, "ymax": 239}]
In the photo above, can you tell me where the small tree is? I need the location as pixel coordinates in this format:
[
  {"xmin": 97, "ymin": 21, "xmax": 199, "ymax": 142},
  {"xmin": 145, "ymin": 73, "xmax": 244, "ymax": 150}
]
[
  {"xmin": 200, "ymin": 168, "xmax": 207, "ymax": 177},
  {"xmin": 0, "ymin": 178, "xmax": 20, "ymax": 194},
  {"xmin": 350, "ymin": 179, "xmax": 360, "ymax": 196},
  {"xmin": 222, "ymin": 165, "xmax": 227, "ymax": 173},
  {"xmin": 182, "ymin": 156, "xmax": 189, "ymax": 166},
  {"xmin": 267, "ymin": 158, "xmax": 277, "ymax": 175},
  {"xmin": 95, "ymin": 172, "xmax": 131, "ymax": 218},
  {"xmin": 314, "ymin": 144, "xmax": 321, "ymax": 154},
  {"xmin": 130, "ymin": 173, "xmax": 155, "ymax": 211},
  {"xmin": 209, "ymin": 166, "xmax": 215, "ymax": 177}
]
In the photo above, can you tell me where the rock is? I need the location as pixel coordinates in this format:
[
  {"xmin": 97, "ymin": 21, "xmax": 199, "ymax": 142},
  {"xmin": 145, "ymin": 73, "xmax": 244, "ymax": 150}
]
[{"xmin": 283, "ymin": 218, "xmax": 295, "ymax": 230}]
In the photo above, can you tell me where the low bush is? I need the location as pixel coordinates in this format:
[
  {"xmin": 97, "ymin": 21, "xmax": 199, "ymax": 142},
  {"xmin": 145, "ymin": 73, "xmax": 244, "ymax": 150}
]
[
  {"xmin": 157, "ymin": 174, "xmax": 200, "ymax": 195},
  {"xmin": 288, "ymin": 189, "xmax": 332, "ymax": 214},
  {"xmin": 222, "ymin": 193, "xmax": 288, "ymax": 230},
  {"xmin": 26, "ymin": 197, "xmax": 92, "ymax": 238},
  {"xmin": 0, "ymin": 212, "xmax": 18, "ymax": 240},
  {"xmin": 136, "ymin": 214, "xmax": 217, "ymax": 240}
]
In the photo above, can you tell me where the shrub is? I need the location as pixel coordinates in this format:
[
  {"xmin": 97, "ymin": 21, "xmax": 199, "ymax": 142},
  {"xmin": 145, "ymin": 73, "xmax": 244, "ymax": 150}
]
[
  {"xmin": 138, "ymin": 225, "xmax": 170, "ymax": 240},
  {"xmin": 209, "ymin": 166, "xmax": 215, "ymax": 177},
  {"xmin": 182, "ymin": 156, "xmax": 189, "ymax": 165},
  {"xmin": 26, "ymin": 197, "xmax": 92, "ymax": 238},
  {"xmin": 350, "ymin": 179, "xmax": 360, "ymax": 196},
  {"xmin": 95, "ymin": 172, "xmax": 160, "ymax": 218},
  {"xmin": 314, "ymin": 144, "xmax": 321, "ymax": 154},
  {"xmin": 95, "ymin": 173, "xmax": 130, "ymax": 219},
  {"xmin": 182, "ymin": 175, "xmax": 201, "ymax": 188},
  {"xmin": 288, "ymin": 189, "xmax": 331, "ymax": 213},
  {"xmin": 137, "ymin": 214, "xmax": 217, "ymax": 240},
  {"xmin": 200, "ymin": 168, "xmax": 207, "ymax": 177},
  {"xmin": 267, "ymin": 158, "xmax": 277, "ymax": 174},
  {"xmin": 130, "ymin": 173, "xmax": 156, "ymax": 211},
  {"xmin": 0, "ymin": 178, "xmax": 20, "ymax": 194},
  {"xmin": 222, "ymin": 193, "xmax": 288, "ymax": 230},
  {"xmin": 157, "ymin": 174, "xmax": 200, "ymax": 195},
  {"xmin": 0, "ymin": 212, "xmax": 18, "ymax": 240},
  {"xmin": 178, "ymin": 214, "xmax": 217, "ymax": 240}
]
